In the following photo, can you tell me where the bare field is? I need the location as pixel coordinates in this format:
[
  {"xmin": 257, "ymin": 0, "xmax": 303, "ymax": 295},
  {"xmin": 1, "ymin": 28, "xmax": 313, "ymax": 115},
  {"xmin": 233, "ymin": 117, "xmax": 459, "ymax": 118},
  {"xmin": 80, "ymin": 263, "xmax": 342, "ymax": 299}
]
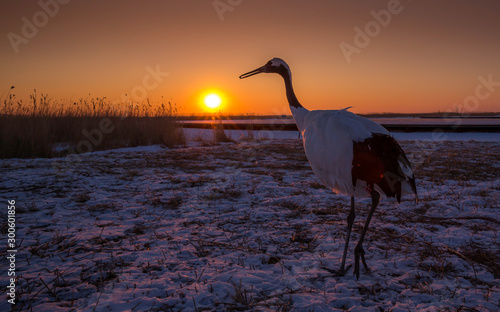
[{"xmin": 0, "ymin": 139, "xmax": 499, "ymax": 311}]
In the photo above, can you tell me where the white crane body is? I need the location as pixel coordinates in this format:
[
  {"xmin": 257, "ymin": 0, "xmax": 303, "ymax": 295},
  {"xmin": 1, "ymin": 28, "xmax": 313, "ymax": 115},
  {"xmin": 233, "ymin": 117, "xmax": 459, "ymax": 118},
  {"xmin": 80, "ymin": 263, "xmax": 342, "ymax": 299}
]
[
  {"xmin": 293, "ymin": 107, "xmax": 392, "ymax": 197},
  {"xmin": 240, "ymin": 58, "xmax": 417, "ymax": 278}
]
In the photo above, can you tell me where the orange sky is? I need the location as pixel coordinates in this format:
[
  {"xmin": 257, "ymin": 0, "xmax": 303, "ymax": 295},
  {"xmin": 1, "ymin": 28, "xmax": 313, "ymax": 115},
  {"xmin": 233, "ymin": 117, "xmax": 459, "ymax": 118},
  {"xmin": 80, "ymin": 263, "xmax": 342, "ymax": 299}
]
[{"xmin": 1, "ymin": 0, "xmax": 500, "ymax": 115}]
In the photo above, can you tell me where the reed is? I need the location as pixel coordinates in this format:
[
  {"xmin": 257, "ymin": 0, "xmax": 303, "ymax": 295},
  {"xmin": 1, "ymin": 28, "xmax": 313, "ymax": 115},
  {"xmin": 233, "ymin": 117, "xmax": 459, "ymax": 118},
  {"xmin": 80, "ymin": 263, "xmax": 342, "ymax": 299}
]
[{"xmin": 0, "ymin": 90, "xmax": 185, "ymax": 158}]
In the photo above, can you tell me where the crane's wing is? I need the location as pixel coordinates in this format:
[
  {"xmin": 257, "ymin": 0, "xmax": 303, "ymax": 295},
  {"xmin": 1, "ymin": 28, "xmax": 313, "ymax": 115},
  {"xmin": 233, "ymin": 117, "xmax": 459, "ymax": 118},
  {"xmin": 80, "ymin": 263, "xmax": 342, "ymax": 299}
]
[
  {"xmin": 352, "ymin": 133, "xmax": 418, "ymax": 203},
  {"xmin": 300, "ymin": 109, "xmax": 417, "ymax": 201}
]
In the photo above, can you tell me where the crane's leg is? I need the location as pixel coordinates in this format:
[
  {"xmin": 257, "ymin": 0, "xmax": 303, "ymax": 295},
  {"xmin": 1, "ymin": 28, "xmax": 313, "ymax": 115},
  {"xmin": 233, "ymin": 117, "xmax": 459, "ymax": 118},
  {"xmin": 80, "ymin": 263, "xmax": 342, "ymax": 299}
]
[
  {"xmin": 354, "ymin": 190, "xmax": 380, "ymax": 279},
  {"xmin": 322, "ymin": 196, "xmax": 355, "ymax": 276},
  {"xmin": 338, "ymin": 196, "xmax": 356, "ymax": 275}
]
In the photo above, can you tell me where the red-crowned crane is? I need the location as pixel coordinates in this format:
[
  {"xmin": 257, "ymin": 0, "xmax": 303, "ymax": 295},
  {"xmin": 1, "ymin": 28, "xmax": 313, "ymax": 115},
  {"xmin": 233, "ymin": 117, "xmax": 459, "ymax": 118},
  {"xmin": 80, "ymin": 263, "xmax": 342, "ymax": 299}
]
[{"xmin": 239, "ymin": 58, "xmax": 418, "ymax": 278}]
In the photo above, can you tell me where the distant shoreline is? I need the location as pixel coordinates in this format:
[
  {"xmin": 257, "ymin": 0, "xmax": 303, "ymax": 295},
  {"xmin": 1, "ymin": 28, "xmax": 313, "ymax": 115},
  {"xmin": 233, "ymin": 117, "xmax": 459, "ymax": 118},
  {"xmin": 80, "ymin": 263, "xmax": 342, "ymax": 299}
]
[{"xmin": 175, "ymin": 112, "xmax": 500, "ymax": 121}]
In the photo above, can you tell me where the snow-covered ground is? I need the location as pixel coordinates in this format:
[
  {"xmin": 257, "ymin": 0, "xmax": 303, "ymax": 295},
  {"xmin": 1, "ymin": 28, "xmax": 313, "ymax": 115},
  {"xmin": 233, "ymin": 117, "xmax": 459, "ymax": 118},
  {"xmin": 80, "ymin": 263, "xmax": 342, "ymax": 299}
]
[{"xmin": 1, "ymin": 132, "xmax": 499, "ymax": 311}]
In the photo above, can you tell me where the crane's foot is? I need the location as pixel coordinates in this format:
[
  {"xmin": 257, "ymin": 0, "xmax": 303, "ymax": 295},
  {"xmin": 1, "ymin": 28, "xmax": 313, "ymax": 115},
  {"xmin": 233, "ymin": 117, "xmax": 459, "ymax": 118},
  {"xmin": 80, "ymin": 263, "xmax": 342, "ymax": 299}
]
[
  {"xmin": 354, "ymin": 245, "xmax": 370, "ymax": 279},
  {"xmin": 321, "ymin": 264, "xmax": 352, "ymax": 277}
]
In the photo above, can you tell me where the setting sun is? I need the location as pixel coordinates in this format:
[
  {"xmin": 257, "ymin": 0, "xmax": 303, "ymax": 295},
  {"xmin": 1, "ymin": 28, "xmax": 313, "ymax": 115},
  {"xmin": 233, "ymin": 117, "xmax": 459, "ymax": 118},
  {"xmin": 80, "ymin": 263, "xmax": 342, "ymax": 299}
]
[{"xmin": 204, "ymin": 93, "xmax": 222, "ymax": 109}]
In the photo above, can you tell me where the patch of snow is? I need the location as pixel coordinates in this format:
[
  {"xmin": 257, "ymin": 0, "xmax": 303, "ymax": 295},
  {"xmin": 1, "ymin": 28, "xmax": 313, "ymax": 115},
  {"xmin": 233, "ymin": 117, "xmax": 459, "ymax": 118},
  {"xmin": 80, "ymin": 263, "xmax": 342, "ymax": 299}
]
[{"xmin": 0, "ymin": 139, "xmax": 498, "ymax": 311}]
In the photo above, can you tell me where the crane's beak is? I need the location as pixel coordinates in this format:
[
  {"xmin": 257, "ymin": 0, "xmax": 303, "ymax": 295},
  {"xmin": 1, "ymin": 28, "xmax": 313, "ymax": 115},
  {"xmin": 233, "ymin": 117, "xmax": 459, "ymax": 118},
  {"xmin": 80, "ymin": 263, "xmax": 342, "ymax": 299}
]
[{"xmin": 239, "ymin": 65, "xmax": 266, "ymax": 79}]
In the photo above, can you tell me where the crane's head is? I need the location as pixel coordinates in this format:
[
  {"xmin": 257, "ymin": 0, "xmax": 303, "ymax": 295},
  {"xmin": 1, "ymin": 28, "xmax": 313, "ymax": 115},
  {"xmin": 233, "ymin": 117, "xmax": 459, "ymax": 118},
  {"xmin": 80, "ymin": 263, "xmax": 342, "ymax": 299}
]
[{"xmin": 239, "ymin": 58, "xmax": 291, "ymax": 79}]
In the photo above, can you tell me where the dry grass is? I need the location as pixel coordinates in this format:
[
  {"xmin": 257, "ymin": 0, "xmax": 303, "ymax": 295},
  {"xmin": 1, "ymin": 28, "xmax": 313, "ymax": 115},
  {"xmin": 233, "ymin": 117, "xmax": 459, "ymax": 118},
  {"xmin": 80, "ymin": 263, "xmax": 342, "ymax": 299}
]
[
  {"xmin": 411, "ymin": 141, "xmax": 500, "ymax": 182},
  {"xmin": 1, "ymin": 91, "xmax": 185, "ymax": 158}
]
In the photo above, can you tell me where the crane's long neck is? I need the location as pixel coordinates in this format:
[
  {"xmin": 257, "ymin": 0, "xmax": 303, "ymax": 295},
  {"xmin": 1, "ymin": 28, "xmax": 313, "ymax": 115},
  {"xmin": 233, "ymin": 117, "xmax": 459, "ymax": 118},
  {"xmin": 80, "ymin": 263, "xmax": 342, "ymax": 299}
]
[
  {"xmin": 282, "ymin": 71, "xmax": 301, "ymax": 109},
  {"xmin": 281, "ymin": 71, "xmax": 307, "ymax": 131}
]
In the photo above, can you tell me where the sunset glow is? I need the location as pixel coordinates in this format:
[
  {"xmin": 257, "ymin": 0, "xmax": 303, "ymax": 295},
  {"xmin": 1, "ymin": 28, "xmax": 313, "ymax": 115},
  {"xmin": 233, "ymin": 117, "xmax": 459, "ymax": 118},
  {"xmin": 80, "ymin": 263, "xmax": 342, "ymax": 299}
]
[
  {"xmin": 1, "ymin": 1, "xmax": 499, "ymax": 115},
  {"xmin": 1, "ymin": 2, "xmax": 499, "ymax": 310}
]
